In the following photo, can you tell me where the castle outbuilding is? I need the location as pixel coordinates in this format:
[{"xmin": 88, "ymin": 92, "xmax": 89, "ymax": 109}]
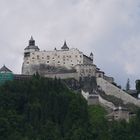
[{"xmin": 0, "ymin": 65, "xmax": 14, "ymax": 84}]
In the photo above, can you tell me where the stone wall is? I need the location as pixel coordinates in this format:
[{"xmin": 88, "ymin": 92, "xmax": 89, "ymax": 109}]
[
  {"xmin": 97, "ymin": 77, "xmax": 140, "ymax": 107},
  {"xmin": 22, "ymin": 48, "xmax": 85, "ymax": 72},
  {"xmin": 98, "ymin": 95, "xmax": 115, "ymax": 109},
  {"xmin": 75, "ymin": 64, "xmax": 96, "ymax": 78}
]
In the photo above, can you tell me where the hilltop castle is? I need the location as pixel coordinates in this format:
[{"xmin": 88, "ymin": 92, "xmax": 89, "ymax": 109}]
[
  {"xmin": 1, "ymin": 36, "xmax": 140, "ymax": 115},
  {"xmin": 22, "ymin": 36, "xmax": 114, "ymax": 83}
]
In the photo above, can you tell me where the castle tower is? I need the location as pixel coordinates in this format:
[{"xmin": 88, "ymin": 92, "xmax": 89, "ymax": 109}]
[{"xmin": 22, "ymin": 36, "xmax": 40, "ymax": 75}]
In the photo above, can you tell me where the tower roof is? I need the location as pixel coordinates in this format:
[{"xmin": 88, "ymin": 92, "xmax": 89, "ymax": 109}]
[
  {"xmin": 24, "ymin": 36, "xmax": 40, "ymax": 51},
  {"xmin": 0, "ymin": 65, "xmax": 12, "ymax": 73},
  {"xmin": 90, "ymin": 52, "xmax": 93, "ymax": 56},
  {"xmin": 61, "ymin": 41, "xmax": 69, "ymax": 50}
]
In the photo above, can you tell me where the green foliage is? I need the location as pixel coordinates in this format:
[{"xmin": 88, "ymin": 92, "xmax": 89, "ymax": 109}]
[
  {"xmin": 0, "ymin": 76, "xmax": 90, "ymax": 140},
  {"xmin": 88, "ymin": 105, "xmax": 109, "ymax": 140},
  {"xmin": 136, "ymin": 80, "xmax": 140, "ymax": 93},
  {"xmin": 0, "ymin": 75, "xmax": 140, "ymax": 140}
]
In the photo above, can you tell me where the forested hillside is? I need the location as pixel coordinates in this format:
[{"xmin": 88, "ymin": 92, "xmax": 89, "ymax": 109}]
[{"xmin": 0, "ymin": 75, "xmax": 140, "ymax": 140}]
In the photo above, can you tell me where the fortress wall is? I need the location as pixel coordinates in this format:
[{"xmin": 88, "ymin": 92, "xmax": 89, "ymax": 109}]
[
  {"xmin": 97, "ymin": 77, "xmax": 140, "ymax": 107},
  {"xmin": 81, "ymin": 90, "xmax": 115, "ymax": 109},
  {"xmin": 98, "ymin": 95, "xmax": 115, "ymax": 109}
]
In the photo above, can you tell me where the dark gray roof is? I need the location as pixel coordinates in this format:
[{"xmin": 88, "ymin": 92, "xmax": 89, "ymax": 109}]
[
  {"xmin": 24, "ymin": 36, "xmax": 40, "ymax": 50},
  {"xmin": 24, "ymin": 45, "xmax": 39, "ymax": 50},
  {"xmin": 61, "ymin": 41, "xmax": 69, "ymax": 50},
  {"xmin": 90, "ymin": 52, "xmax": 93, "ymax": 56},
  {"xmin": 0, "ymin": 65, "xmax": 12, "ymax": 73}
]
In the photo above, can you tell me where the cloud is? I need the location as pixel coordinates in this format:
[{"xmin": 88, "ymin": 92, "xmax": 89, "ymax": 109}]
[{"xmin": 0, "ymin": 0, "xmax": 140, "ymax": 88}]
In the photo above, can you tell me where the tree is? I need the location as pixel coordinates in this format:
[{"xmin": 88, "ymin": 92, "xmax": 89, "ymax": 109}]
[
  {"xmin": 126, "ymin": 78, "xmax": 130, "ymax": 91},
  {"xmin": 136, "ymin": 80, "xmax": 140, "ymax": 93}
]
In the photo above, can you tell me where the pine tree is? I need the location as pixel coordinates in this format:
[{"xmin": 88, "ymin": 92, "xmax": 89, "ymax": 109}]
[{"xmin": 126, "ymin": 78, "xmax": 130, "ymax": 91}]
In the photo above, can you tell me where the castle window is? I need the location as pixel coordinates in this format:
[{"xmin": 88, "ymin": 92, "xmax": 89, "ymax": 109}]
[
  {"xmin": 80, "ymin": 55, "xmax": 82, "ymax": 58},
  {"xmin": 75, "ymin": 55, "xmax": 77, "ymax": 57},
  {"xmin": 47, "ymin": 61, "xmax": 49, "ymax": 63},
  {"xmin": 32, "ymin": 57, "xmax": 35, "ymax": 59},
  {"xmin": 37, "ymin": 55, "xmax": 39, "ymax": 59},
  {"xmin": 69, "ymin": 55, "xmax": 71, "ymax": 58},
  {"xmin": 58, "ymin": 55, "xmax": 60, "ymax": 58},
  {"xmin": 27, "ymin": 62, "xmax": 29, "ymax": 64},
  {"xmin": 58, "ymin": 61, "xmax": 60, "ymax": 63},
  {"xmin": 24, "ymin": 52, "xmax": 30, "ymax": 57},
  {"xmin": 63, "ymin": 62, "xmax": 65, "ymax": 64},
  {"xmin": 47, "ymin": 56, "xmax": 50, "ymax": 59},
  {"xmin": 42, "ymin": 57, "xmax": 44, "ymax": 59}
]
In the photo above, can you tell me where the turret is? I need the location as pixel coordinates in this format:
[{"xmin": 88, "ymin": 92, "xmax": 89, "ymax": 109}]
[
  {"xmin": 61, "ymin": 41, "xmax": 69, "ymax": 50},
  {"xmin": 24, "ymin": 36, "xmax": 40, "ymax": 53},
  {"xmin": 24, "ymin": 36, "xmax": 40, "ymax": 58},
  {"xmin": 29, "ymin": 36, "xmax": 35, "ymax": 46}
]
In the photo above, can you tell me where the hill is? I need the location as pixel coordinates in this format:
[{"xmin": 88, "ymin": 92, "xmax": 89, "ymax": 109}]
[{"xmin": 0, "ymin": 75, "xmax": 140, "ymax": 140}]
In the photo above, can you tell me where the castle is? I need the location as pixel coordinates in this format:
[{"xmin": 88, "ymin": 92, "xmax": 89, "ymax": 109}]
[
  {"xmin": 22, "ymin": 36, "xmax": 114, "ymax": 83},
  {"xmin": 0, "ymin": 36, "xmax": 140, "ymax": 121}
]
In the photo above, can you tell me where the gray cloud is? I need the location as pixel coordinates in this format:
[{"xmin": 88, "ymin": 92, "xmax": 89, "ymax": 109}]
[{"xmin": 0, "ymin": 0, "xmax": 140, "ymax": 88}]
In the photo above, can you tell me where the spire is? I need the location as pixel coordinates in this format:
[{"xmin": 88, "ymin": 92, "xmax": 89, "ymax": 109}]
[
  {"xmin": 29, "ymin": 36, "xmax": 35, "ymax": 46},
  {"xmin": 90, "ymin": 52, "xmax": 93, "ymax": 61},
  {"xmin": 64, "ymin": 40, "xmax": 67, "ymax": 46},
  {"xmin": 30, "ymin": 36, "xmax": 34, "ymax": 41},
  {"xmin": 90, "ymin": 52, "xmax": 93, "ymax": 56},
  {"xmin": 24, "ymin": 36, "xmax": 40, "ymax": 51},
  {"xmin": 61, "ymin": 40, "xmax": 69, "ymax": 50}
]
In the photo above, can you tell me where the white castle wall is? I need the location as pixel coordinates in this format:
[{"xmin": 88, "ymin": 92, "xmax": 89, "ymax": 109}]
[
  {"xmin": 98, "ymin": 95, "xmax": 115, "ymax": 109},
  {"xmin": 23, "ymin": 48, "xmax": 87, "ymax": 71},
  {"xmin": 97, "ymin": 77, "xmax": 140, "ymax": 107},
  {"xmin": 75, "ymin": 64, "xmax": 96, "ymax": 77}
]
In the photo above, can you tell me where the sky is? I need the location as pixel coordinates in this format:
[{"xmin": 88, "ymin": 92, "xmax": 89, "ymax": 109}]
[{"xmin": 0, "ymin": 0, "xmax": 140, "ymax": 89}]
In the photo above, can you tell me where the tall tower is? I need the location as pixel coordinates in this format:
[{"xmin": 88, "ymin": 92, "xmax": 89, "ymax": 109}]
[{"xmin": 22, "ymin": 36, "xmax": 40, "ymax": 74}]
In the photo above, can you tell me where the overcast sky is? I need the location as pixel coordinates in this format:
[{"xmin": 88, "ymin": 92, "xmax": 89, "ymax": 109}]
[{"xmin": 0, "ymin": 0, "xmax": 140, "ymax": 88}]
